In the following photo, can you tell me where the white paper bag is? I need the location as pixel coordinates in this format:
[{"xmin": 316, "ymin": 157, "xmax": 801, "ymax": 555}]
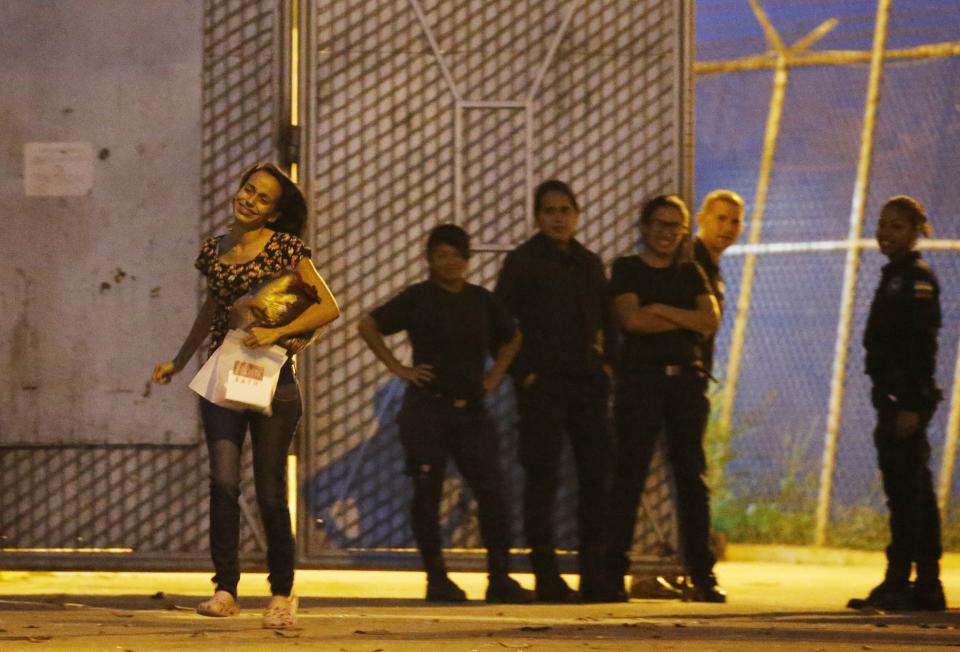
[{"xmin": 189, "ymin": 329, "xmax": 288, "ymax": 414}]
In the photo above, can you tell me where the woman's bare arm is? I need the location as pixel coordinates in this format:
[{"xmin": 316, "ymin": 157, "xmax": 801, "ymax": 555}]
[{"xmin": 152, "ymin": 292, "xmax": 217, "ymax": 384}]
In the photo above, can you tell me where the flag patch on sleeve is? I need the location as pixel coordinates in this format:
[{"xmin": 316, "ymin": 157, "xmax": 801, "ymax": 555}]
[{"xmin": 914, "ymin": 280, "xmax": 934, "ymax": 299}]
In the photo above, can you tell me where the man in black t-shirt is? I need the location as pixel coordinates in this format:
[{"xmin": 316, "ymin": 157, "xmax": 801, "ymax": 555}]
[
  {"xmin": 605, "ymin": 195, "xmax": 726, "ymax": 603},
  {"xmin": 357, "ymin": 224, "xmax": 533, "ymax": 604},
  {"xmin": 495, "ymin": 180, "xmax": 617, "ymax": 602}
]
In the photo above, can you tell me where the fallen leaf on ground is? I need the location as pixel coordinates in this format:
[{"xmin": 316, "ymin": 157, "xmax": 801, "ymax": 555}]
[{"xmin": 165, "ymin": 604, "xmax": 193, "ymax": 611}]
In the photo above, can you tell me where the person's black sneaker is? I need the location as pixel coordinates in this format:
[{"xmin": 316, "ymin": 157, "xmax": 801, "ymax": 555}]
[
  {"xmin": 486, "ymin": 575, "xmax": 535, "ymax": 604},
  {"xmin": 913, "ymin": 580, "xmax": 947, "ymax": 612},
  {"xmin": 535, "ymin": 574, "xmax": 578, "ymax": 602},
  {"xmin": 581, "ymin": 575, "xmax": 628, "ymax": 603},
  {"xmin": 629, "ymin": 575, "xmax": 684, "ymax": 600},
  {"xmin": 425, "ymin": 577, "xmax": 467, "ymax": 603},
  {"xmin": 683, "ymin": 578, "xmax": 727, "ymax": 603},
  {"xmin": 847, "ymin": 580, "xmax": 915, "ymax": 611}
]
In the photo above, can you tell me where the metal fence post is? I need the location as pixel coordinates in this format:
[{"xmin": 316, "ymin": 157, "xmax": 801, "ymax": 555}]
[{"xmin": 814, "ymin": 0, "xmax": 892, "ymax": 547}]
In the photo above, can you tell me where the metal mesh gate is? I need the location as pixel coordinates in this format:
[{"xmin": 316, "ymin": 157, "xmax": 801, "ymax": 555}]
[
  {"xmin": 0, "ymin": 0, "xmax": 694, "ymax": 571},
  {"xmin": 0, "ymin": 0, "xmax": 282, "ymax": 566},
  {"xmin": 302, "ymin": 0, "xmax": 693, "ymax": 568}
]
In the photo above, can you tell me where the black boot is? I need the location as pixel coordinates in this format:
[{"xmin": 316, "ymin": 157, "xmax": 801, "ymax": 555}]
[
  {"xmin": 530, "ymin": 547, "xmax": 576, "ymax": 602},
  {"xmin": 628, "ymin": 575, "xmax": 683, "ymax": 600},
  {"xmin": 580, "ymin": 546, "xmax": 625, "ymax": 602},
  {"xmin": 423, "ymin": 554, "xmax": 468, "ymax": 603},
  {"xmin": 914, "ymin": 561, "xmax": 947, "ymax": 611},
  {"xmin": 426, "ymin": 576, "xmax": 467, "ymax": 603},
  {"xmin": 848, "ymin": 560, "xmax": 914, "ymax": 611},
  {"xmin": 485, "ymin": 548, "xmax": 534, "ymax": 604},
  {"xmin": 601, "ymin": 550, "xmax": 630, "ymax": 602},
  {"xmin": 684, "ymin": 573, "xmax": 727, "ymax": 603}
]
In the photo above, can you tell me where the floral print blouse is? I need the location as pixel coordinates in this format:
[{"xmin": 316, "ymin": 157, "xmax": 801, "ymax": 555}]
[{"xmin": 195, "ymin": 231, "xmax": 312, "ymax": 352}]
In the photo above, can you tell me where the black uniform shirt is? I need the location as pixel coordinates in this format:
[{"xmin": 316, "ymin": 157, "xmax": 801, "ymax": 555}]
[
  {"xmin": 495, "ymin": 233, "xmax": 616, "ymax": 380},
  {"xmin": 693, "ymin": 238, "xmax": 725, "ymax": 373},
  {"xmin": 863, "ymin": 250, "xmax": 941, "ymax": 410},
  {"xmin": 609, "ymin": 255, "xmax": 710, "ymax": 370},
  {"xmin": 371, "ymin": 280, "xmax": 516, "ymax": 402}
]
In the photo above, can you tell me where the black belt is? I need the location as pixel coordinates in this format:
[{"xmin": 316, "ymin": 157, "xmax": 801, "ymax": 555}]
[
  {"xmin": 629, "ymin": 364, "xmax": 717, "ymax": 382},
  {"xmin": 435, "ymin": 394, "xmax": 471, "ymax": 409},
  {"xmin": 413, "ymin": 386, "xmax": 478, "ymax": 409}
]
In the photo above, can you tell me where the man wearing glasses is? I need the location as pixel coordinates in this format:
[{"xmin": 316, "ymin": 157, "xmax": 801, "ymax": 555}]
[{"xmin": 604, "ymin": 195, "xmax": 726, "ymax": 603}]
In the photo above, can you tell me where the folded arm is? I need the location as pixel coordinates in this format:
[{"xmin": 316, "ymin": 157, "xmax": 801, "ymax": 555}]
[
  {"xmin": 613, "ymin": 293, "xmax": 680, "ymax": 333},
  {"xmin": 645, "ymin": 293, "xmax": 720, "ymax": 337}
]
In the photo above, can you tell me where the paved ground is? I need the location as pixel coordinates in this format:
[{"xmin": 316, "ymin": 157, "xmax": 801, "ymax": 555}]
[{"xmin": 1, "ymin": 555, "xmax": 959, "ymax": 651}]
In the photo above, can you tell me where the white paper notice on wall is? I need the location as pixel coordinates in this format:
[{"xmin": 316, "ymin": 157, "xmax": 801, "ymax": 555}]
[{"xmin": 24, "ymin": 142, "xmax": 95, "ymax": 196}]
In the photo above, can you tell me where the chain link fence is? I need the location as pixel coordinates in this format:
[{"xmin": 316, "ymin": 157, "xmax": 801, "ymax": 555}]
[{"xmin": 695, "ymin": 0, "xmax": 960, "ymax": 548}]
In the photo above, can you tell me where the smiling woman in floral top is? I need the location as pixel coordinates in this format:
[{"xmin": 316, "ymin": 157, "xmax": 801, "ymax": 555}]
[{"xmin": 152, "ymin": 163, "xmax": 340, "ymax": 628}]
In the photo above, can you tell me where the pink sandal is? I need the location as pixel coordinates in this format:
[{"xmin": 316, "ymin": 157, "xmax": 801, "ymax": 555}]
[
  {"xmin": 262, "ymin": 594, "xmax": 298, "ymax": 629},
  {"xmin": 196, "ymin": 590, "xmax": 240, "ymax": 617}
]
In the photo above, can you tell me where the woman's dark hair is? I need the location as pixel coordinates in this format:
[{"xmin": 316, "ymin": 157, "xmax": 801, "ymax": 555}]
[
  {"xmin": 534, "ymin": 179, "xmax": 580, "ymax": 214},
  {"xmin": 638, "ymin": 194, "xmax": 690, "ymax": 227},
  {"xmin": 426, "ymin": 223, "xmax": 471, "ymax": 259},
  {"xmin": 883, "ymin": 194, "xmax": 932, "ymax": 237},
  {"xmin": 237, "ymin": 162, "xmax": 307, "ymax": 237}
]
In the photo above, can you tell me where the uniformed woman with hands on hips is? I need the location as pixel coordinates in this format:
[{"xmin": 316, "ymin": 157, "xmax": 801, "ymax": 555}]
[
  {"xmin": 849, "ymin": 195, "xmax": 946, "ymax": 612},
  {"xmin": 357, "ymin": 223, "xmax": 533, "ymax": 605},
  {"xmin": 152, "ymin": 163, "xmax": 340, "ymax": 628}
]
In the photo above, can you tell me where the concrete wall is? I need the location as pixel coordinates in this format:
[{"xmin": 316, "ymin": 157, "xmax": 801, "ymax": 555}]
[{"xmin": 0, "ymin": 1, "xmax": 203, "ymax": 444}]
